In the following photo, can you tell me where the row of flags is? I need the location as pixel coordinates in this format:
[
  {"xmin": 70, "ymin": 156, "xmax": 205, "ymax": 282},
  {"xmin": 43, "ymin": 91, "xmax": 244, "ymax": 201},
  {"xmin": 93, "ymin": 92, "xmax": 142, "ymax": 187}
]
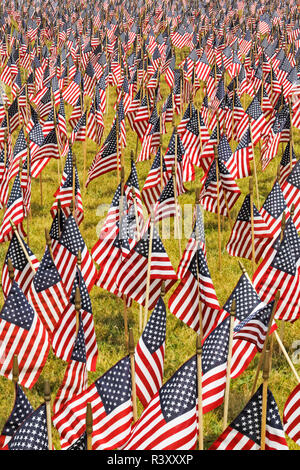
[{"xmin": 0, "ymin": 0, "xmax": 299, "ymax": 451}]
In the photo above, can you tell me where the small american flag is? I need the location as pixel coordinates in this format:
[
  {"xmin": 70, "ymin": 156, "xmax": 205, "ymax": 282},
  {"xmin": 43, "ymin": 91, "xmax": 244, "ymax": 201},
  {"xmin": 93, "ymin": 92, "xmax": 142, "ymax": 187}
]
[
  {"xmin": 116, "ymin": 224, "xmax": 177, "ymax": 310},
  {"xmin": 135, "ymin": 296, "xmax": 166, "ymax": 408},
  {"xmin": 210, "ymin": 385, "xmax": 288, "ymax": 450},
  {"xmin": 53, "ymin": 312, "xmax": 88, "ymax": 415},
  {"xmin": 52, "ymin": 266, "xmax": 98, "ymax": 371},
  {"xmin": 53, "ymin": 214, "xmax": 97, "ymax": 295},
  {"xmin": 52, "ymin": 356, "xmax": 133, "ymax": 450},
  {"xmin": 0, "ymin": 280, "xmax": 50, "ymax": 388},
  {"xmin": 0, "ymin": 383, "xmax": 33, "ymax": 449},
  {"xmin": 2, "ymin": 233, "xmax": 38, "ymax": 299},
  {"xmin": 3, "ymin": 403, "xmax": 49, "ymax": 450},
  {"xmin": 27, "ymin": 246, "xmax": 69, "ymax": 335},
  {"xmin": 124, "ymin": 355, "xmax": 197, "ymax": 450}
]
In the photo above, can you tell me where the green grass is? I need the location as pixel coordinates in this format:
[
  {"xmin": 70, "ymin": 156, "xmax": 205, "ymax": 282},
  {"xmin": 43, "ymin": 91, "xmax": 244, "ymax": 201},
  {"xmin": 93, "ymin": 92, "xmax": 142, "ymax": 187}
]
[{"xmin": 0, "ymin": 68, "xmax": 299, "ymax": 450}]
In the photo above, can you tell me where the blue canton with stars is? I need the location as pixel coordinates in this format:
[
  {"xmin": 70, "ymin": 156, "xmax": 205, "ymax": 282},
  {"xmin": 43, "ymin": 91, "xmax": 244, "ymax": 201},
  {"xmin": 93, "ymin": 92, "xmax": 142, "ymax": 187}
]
[
  {"xmin": 261, "ymin": 182, "xmax": 287, "ymax": 219},
  {"xmin": 223, "ymin": 274, "xmax": 263, "ymax": 322},
  {"xmin": 0, "ymin": 280, "xmax": 35, "ymax": 330},
  {"xmin": 5, "ymin": 234, "xmax": 34, "ymax": 271},
  {"xmin": 58, "ymin": 215, "xmax": 85, "ymax": 255},
  {"xmin": 33, "ymin": 248, "xmax": 62, "ymax": 293},
  {"xmin": 159, "ymin": 355, "xmax": 197, "ymax": 422},
  {"xmin": 2, "ymin": 384, "xmax": 34, "ymax": 437},
  {"xmin": 202, "ymin": 317, "xmax": 230, "ymax": 374},
  {"xmin": 142, "ymin": 297, "xmax": 166, "ymax": 353},
  {"xmin": 8, "ymin": 404, "xmax": 49, "ymax": 450},
  {"xmin": 95, "ymin": 356, "xmax": 131, "ymax": 415},
  {"xmin": 229, "ymin": 385, "xmax": 284, "ymax": 445},
  {"xmin": 71, "ymin": 314, "xmax": 87, "ymax": 364}
]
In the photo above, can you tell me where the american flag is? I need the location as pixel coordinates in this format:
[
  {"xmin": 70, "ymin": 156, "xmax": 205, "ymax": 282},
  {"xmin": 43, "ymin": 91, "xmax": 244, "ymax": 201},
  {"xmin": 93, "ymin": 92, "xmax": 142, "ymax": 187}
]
[
  {"xmin": 50, "ymin": 147, "xmax": 84, "ymax": 226},
  {"xmin": 3, "ymin": 403, "xmax": 49, "ymax": 450},
  {"xmin": 281, "ymin": 160, "xmax": 300, "ymax": 231},
  {"xmin": 168, "ymin": 218, "xmax": 222, "ymax": 339},
  {"xmin": 0, "ymin": 173, "xmax": 25, "ymax": 243},
  {"xmin": 8, "ymin": 128, "xmax": 28, "ymax": 184},
  {"xmin": 0, "ymin": 280, "xmax": 50, "ymax": 389},
  {"xmin": 62, "ymin": 69, "xmax": 82, "ymax": 106},
  {"xmin": 202, "ymin": 316, "xmax": 231, "ymax": 414},
  {"xmin": 135, "ymin": 296, "xmax": 166, "ymax": 408},
  {"xmin": 255, "ymin": 181, "xmax": 289, "ymax": 262},
  {"xmin": 32, "ymin": 128, "xmax": 59, "ymax": 163},
  {"xmin": 222, "ymin": 272, "xmax": 267, "ymax": 379},
  {"xmin": 52, "ymin": 356, "xmax": 133, "ymax": 450},
  {"xmin": 200, "ymin": 156, "xmax": 241, "ymax": 218},
  {"xmin": 233, "ymin": 301, "xmax": 275, "ymax": 353},
  {"xmin": 231, "ymin": 129, "xmax": 253, "ymax": 179},
  {"xmin": 209, "ymin": 385, "xmax": 288, "ymax": 450},
  {"xmin": 52, "ymin": 214, "xmax": 97, "ymax": 295},
  {"xmin": 0, "ymin": 383, "xmax": 33, "ymax": 449},
  {"xmin": 226, "ymin": 194, "xmax": 273, "ymax": 261},
  {"xmin": 153, "ymin": 174, "xmax": 180, "ymax": 223},
  {"xmin": 124, "ymin": 355, "xmax": 197, "ymax": 450},
  {"xmin": 86, "ymin": 124, "xmax": 119, "ymax": 186},
  {"xmin": 115, "ymin": 224, "xmax": 177, "ymax": 310},
  {"xmin": 181, "ymin": 109, "xmax": 210, "ymax": 169},
  {"xmin": 27, "ymin": 246, "xmax": 69, "ymax": 335},
  {"xmin": 52, "ymin": 266, "xmax": 98, "ymax": 372},
  {"xmin": 2, "ymin": 233, "xmax": 39, "ymax": 299},
  {"xmin": 53, "ymin": 312, "xmax": 88, "ymax": 415},
  {"xmin": 252, "ymin": 218, "xmax": 300, "ymax": 323},
  {"xmin": 279, "ymin": 142, "xmax": 297, "ymax": 186},
  {"xmin": 142, "ymin": 148, "xmax": 169, "ymax": 214},
  {"xmin": 283, "ymin": 383, "xmax": 300, "ymax": 446}
]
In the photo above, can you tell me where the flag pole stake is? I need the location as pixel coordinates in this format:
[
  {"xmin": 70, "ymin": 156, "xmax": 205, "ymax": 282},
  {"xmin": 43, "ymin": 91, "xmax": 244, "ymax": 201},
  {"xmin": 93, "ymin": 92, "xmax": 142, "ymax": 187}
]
[
  {"xmin": 44, "ymin": 380, "xmax": 53, "ymax": 450},
  {"xmin": 86, "ymin": 402, "xmax": 93, "ymax": 450},
  {"xmin": 250, "ymin": 291, "xmax": 280, "ymax": 397},
  {"xmin": 260, "ymin": 348, "xmax": 271, "ymax": 450},
  {"xmin": 129, "ymin": 328, "xmax": 138, "ymax": 423},
  {"xmin": 196, "ymin": 335, "xmax": 203, "ymax": 450},
  {"xmin": 222, "ymin": 299, "xmax": 236, "ymax": 431}
]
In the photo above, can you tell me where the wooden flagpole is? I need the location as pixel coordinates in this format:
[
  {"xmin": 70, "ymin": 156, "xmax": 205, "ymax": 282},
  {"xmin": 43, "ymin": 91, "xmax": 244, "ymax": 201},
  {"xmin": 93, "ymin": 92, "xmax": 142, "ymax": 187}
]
[
  {"xmin": 222, "ymin": 299, "xmax": 236, "ymax": 431},
  {"xmin": 57, "ymin": 199, "xmax": 62, "ymax": 238},
  {"xmin": 129, "ymin": 328, "xmax": 138, "ymax": 423},
  {"xmin": 196, "ymin": 335, "xmax": 203, "ymax": 450},
  {"xmin": 86, "ymin": 402, "xmax": 93, "ymax": 450},
  {"xmin": 250, "ymin": 290, "xmax": 280, "ymax": 397},
  {"xmin": 12, "ymin": 354, "xmax": 19, "ymax": 386},
  {"xmin": 74, "ymin": 286, "xmax": 81, "ymax": 338},
  {"xmin": 143, "ymin": 212, "xmax": 154, "ymax": 330},
  {"xmin": 44, "ymin": 380, "xmax": 53, "ymax": 450},
  {"xmin": 214, "ymin": 146, "xmax": 222, "ymax": 270},
  {"xmin": 249, "ymin": 176, "xmax": 256, "ymax": 275},
  {"xmin": 260, "ymin": 348, "xmax": 271, "ymax": 450}
]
